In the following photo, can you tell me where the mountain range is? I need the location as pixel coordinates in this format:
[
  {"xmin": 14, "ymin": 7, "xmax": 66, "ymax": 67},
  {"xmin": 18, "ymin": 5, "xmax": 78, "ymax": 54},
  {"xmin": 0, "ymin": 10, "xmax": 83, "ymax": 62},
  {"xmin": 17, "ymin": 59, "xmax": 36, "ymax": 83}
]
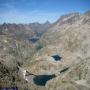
[{"xmin": 0, "ymin": 10, "xmax": 90, "ymax": 90}]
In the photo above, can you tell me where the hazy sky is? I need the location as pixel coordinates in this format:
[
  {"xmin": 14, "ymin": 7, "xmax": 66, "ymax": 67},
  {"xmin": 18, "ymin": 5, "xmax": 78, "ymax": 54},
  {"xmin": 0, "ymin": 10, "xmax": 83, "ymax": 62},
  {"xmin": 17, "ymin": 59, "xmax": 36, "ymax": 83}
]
[{"xmin": 0, "ymin": 0, "xmax": 90, "ymax": 23}]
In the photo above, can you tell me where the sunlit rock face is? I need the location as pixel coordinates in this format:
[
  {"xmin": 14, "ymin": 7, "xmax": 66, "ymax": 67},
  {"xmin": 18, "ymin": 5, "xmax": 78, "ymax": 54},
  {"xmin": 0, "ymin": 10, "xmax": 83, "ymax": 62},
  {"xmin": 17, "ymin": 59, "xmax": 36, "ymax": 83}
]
[{"xmin": 35, "ymin": 11, "xmax": 90, "ymax": 90}]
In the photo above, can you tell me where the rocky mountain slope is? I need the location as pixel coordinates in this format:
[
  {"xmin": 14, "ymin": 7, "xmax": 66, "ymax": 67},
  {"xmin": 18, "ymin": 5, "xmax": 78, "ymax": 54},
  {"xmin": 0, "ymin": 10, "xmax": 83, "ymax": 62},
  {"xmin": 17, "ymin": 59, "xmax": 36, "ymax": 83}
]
[
  {"xmin": 0, "ymin": 10, "xmax": 90, "ymax": 90},
  {"xmin": 0, "ymin": 22, "xmax": 51, "ymax": 90},
  {"xmin": 29, "ymin": 10, "xmax": 90, "ymax": 90}
]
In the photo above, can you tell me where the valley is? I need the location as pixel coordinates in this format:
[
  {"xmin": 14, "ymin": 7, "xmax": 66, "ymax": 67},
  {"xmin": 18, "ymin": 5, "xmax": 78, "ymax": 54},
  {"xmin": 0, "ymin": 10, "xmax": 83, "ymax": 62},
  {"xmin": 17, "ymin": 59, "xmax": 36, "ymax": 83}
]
[{"xmin": 0, "ymin": 10, "xmax": 90, "ymax": 90}]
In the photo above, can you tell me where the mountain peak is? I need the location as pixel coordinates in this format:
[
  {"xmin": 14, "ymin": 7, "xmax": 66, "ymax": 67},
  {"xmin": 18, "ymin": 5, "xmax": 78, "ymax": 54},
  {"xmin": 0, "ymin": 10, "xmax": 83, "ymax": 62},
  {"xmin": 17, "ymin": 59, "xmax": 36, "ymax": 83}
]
[{"xmin": 44, "ymin": 21, "xmax": 51, "ymax": 25}]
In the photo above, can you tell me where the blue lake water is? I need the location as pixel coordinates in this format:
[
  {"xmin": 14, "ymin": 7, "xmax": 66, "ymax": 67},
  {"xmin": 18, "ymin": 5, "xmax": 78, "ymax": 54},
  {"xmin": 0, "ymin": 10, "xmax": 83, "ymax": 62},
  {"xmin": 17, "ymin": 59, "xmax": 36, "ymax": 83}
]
[
  {"xmin": 29, "ymin": 38, "xmax": 39, "ymax": 43},
  {"xmin": 33, "ymin": 74, "xmax": 56, "ymax": 86},
  {"xmin": 51, "ymin": 55, "xmax": 62, "ymax": 61}
]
